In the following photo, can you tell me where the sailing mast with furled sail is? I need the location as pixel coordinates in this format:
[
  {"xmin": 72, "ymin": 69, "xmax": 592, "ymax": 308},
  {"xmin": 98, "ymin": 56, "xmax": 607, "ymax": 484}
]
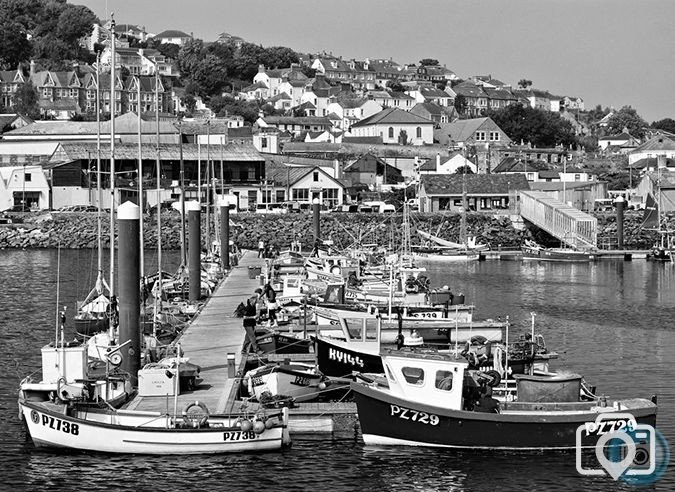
[{"xmin": 642, "ymin": 155, "xmax": 674, "ymax": 261}]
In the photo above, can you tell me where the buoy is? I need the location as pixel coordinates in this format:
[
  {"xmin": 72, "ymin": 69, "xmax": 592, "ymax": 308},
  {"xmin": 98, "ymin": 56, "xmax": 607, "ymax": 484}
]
[
  {"xmin": 253, "ymin": 420, "xmax": 266, "ymax": 434},
  {"xmin": 318, "ymin": 382, "xmax": 327, "ymax": 390},
  {"xmin": 240, "ymin": 419, "xmax": 253, "ymax": 431},
  {"xmin": 265, "ymin": 418, "xmax": 276, "ymax": 429}
]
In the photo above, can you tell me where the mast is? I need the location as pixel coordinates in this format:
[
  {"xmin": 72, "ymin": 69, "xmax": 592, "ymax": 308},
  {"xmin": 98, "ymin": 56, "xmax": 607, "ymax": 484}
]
[
  {"xmin": 179, "ymin": 119, "xmax": 187, "ymax": 268},
  {"xmin": 154, "ymin": 67, "xmax": 162, "ymax": 326},
  {"xmin": 137, "ymin": 73, "xmax": 144, "ymax": 275},
  {"xmin": 205, "ymin": 120, "xmax": 211, "ymax": 254},
  {"xmin": 96, "ymin": 52, "xmax": 102, "ymax": 275},
  {"xmin": 109, "ymin": 14, "xmax": 116, "ymax": 298},
  {"xmin": 460, "ymin": 164, "xmax": 467, "ymax": 248}
]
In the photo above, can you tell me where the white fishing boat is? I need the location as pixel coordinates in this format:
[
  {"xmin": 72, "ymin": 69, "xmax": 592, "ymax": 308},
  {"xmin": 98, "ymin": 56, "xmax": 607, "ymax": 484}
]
[
  {"xmin": 245, "ymin": 362, "xmax": 326, "ymax": 402},
  {"xmin": 20, "ymin": 400, "xmax": 290, "ymax": 454}
]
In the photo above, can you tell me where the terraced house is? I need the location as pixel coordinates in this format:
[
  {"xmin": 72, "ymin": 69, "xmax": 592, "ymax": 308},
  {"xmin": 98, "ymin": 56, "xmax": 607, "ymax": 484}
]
[{"xmin": 311, "ymin": 56, "xmax": 376, "ymax": 91}]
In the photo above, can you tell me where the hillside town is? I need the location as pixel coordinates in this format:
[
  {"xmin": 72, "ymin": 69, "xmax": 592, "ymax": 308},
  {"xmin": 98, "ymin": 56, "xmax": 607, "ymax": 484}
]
[{"xmin": 1, "ymin": 12, "xmax": 674, "ymax": 219}]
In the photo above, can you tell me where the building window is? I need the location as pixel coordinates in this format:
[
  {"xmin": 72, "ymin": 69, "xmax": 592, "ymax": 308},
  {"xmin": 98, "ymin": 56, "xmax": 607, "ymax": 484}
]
[
  {"xmin": 261, "ymin": 137, "xmax": 268, "ymax": 149},
  {"xmin": 25, "ymin": 173, "xmax": 32, "ymax": 182},
  {"xmin": 388, "ymin": 127, "xmax": 394, "ymax": 138},
  {"xmin": 575, "ymin": 174, "xmax": 581, "ymax": 181},
  {"xmin": 475, "ymin": 131, "xmax": 486, "ymax": 141},
  {"xmin": 313, "ymin": 171, "xmax": 319, "ymax": 182},
  {"xmin": 416, "ymin": 127, "xmax": 422, "ymax": 138},
  {"xmin": 489, "ymin": 132, "xmax": 500, "ymax": 141},
  {"xmin": 292, "ymin": 188, "xmax": 309, "ymax": 201}
]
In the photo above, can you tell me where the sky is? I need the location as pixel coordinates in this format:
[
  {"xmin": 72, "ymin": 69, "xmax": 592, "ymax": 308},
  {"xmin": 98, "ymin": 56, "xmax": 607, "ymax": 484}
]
[{"xmin": 76, "ymin": 0, "xmax": 675, "ymax": 122}]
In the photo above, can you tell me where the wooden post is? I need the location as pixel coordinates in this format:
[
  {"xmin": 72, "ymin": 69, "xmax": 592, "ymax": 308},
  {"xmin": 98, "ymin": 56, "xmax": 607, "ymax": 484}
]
[{"xmin": 188, "ymin": 200, "xmax": 201, "ymax": 302}]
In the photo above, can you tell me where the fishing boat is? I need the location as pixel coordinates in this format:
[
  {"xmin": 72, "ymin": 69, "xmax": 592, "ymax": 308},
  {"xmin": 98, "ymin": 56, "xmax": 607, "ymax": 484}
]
[
  {"xmin": 642, "ymin": 174, "xmax": 674, "ymax": 262},
  {"xmin": 313, "ymin": 305, "xmax": 505, "ymax": 345},
  {"xmin": 256, "ymin": 329, "xmax": 312, "ymax": 355},
  {"xmin": 20, "ymin": 399, "xmax": 290, "ymax": 454},
  {"xmin": 245, "ymin": 362, "xmax": 326, "ymax": 402},
  {"xmin": 351, "ymin": 349, "xmax": 657, "ymax": 449},
  {"xmin": 521, "ymin": 239, "xmax": 596, "ymax": 262}
]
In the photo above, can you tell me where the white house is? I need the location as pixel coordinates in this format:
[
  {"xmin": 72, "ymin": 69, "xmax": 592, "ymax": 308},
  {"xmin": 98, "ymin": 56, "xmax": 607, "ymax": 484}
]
[
  {"xmin": 278, "ymin": 79, "xmax": 308, "ymax": 107},
  {"xmin": 266, "ymin": 165, "xmax": 346, "ymax": 208},
  {"xmin": 406, "ymin": 86, "xmax": 454, "ymax": 107},
  {"xmin": 418, "ymin": 152, "xmax": 477, "ymax": 175},
  {"xmin": 153, "ymin": 29, "xmax": 191, "ymax": 46},
  {"xmin": 0, "ymin": 165, "xmax": 50, "ymax": 211},
  {"xmin": 349, "ymin": 108, "xmax": 434, "ymax": 145},
  {"xmin": 628, "ymin": 135, "xmax": 675, "ymax": 165},
  {"xmin": 598, "ymin": 132, "xmax": 637, "ymax": 151},
  {"xmin": 325, "ymin": 99, "xmax": 382, "ymax": 130}
]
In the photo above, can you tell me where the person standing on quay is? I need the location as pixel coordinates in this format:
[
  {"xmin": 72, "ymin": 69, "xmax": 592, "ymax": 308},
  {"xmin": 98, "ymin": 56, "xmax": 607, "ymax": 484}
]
[
  {"xmin": 258, "ymin": 239, "xmax": 264, "ymax": 258},
  {"xmin": 242, "ymin": 289, "xmax": 262, "ymax": 354}
]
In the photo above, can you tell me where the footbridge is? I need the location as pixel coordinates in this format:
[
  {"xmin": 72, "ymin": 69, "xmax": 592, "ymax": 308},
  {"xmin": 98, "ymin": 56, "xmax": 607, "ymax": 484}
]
[{"xmin": 519, "ymin": 190, "xmax": 597, "ymax": 249}]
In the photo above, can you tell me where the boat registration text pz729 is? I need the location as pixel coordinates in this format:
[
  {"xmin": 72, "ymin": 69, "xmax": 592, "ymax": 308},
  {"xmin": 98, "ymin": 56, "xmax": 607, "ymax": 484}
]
[
  {"xmin": 32, "ymin": 410, "xmax": 80, "ymax": 435},
  {"xmin": 390, "ymin": 404, "xmax": 439, "ymax": 426}
]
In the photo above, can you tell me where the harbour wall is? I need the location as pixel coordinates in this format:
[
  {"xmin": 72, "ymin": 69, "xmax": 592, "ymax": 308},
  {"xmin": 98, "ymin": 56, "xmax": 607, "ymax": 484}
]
[{"xmin": 0, "ymin": 211, "xmax": 663, "ymax": 250}]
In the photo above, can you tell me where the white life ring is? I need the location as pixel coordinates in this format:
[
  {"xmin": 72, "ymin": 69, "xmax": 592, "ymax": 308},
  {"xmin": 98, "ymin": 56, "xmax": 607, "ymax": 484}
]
[
  {"xmin": 330, "ymin": 265, "xmax": 342, "ymax": 275},
  {"xmin": 182, "ymin": 400, "xmax": 210, "ymax": 427}
]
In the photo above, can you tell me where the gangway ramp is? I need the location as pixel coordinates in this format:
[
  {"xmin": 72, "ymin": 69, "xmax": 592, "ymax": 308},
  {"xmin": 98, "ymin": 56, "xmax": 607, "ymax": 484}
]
[{"xmin": 519, "ymin": 190, "xmax": 597, "ymax": 249}]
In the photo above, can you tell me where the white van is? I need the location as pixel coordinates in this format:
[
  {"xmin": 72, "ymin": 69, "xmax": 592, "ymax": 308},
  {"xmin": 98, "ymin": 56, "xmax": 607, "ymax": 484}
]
[{"xmin": 361, "ymin": 201, "xmax": 396, "ymax": 213}]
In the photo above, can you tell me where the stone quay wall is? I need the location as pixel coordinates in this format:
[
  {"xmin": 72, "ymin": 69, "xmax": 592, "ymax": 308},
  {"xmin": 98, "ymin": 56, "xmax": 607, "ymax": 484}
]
[{"xmin": 0, "ymin": 210, "xmax": 665, "ymax": 252}]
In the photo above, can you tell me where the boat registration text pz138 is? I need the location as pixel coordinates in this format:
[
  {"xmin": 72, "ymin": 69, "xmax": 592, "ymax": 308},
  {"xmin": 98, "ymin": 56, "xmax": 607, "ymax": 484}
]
[
  {"xmin": 224, "ymin": 431, "xmax": 258, "ymax": 441},
  {"xmin": 32, "ymin": 410, "xmax": 80, "ymax": 435}
]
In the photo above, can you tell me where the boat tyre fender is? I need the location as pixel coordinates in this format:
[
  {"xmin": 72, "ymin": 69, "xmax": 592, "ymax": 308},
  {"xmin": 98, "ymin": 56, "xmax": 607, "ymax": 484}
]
[{"xmin": 183, "ymin": 401, "xmax": 210, "ymax": 428}]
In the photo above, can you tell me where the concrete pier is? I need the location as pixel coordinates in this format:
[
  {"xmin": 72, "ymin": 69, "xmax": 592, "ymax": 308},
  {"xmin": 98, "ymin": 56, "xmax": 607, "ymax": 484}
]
[{"xmin": 128, "ymin": 251, "xmax": 262, "ymax": 413}]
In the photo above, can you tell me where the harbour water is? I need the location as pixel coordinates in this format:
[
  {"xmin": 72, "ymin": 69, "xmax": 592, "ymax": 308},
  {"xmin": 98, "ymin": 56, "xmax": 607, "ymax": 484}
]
[{"xmin": 1, "ymin": 250, "xmax": 674, "ymax": 491}]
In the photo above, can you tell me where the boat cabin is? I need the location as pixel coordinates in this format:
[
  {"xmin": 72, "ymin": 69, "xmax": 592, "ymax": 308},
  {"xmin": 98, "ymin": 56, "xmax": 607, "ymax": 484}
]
[{"xmin": 381, "ymin": 350, "xmax": 466, "ymax": 411}]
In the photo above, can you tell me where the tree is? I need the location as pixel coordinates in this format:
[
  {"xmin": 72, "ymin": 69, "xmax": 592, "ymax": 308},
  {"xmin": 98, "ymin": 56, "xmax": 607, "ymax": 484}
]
[
  {"xmin": 55, "ymin": 4, "xmax": 97, "ymax": 45},
  {"xmin": 192, "ymin": 54, "xmax": 228, "ymax": 96},
  {"xmin": 454, "ymin": 165, "xmax": 474, "ymax": 174},
  {"xmin": 398, "ymin": 129, "xmax": 408, "ymax": 145},
  {"xmin": 518, "ymin": 79, "xmax": 532, "ymax": 89},
  {"xmin": 301, "ymin": 65, "xmax": 316, "ymax": 78},
  {"xmin": 605, "ymin": 106, "xmax": 648, "ymax": 139},
  {"xmin": 454, "ymin": 94, "xmax": 467, "ymax": 115},
  {"xmin": 12, "ymin": 80, "xmax": 39, "ymax": 119},
  {"xmin": 0, "ymin": 20, "xmax": 32, "ymax": 68},
  {"xmin": 419, "ymin": 58, "xmax": 440, "ymax": 66},
  {"xmin": 386, "ymin": 80, "xmax": 404, "ymax": 92},
  {"xmin": 485, "ymin": 104, "xmax": 577, "ymax": 147},
  {"xmin": 652, "ymin": 118, "xmax": 675, "ymax": 134}
]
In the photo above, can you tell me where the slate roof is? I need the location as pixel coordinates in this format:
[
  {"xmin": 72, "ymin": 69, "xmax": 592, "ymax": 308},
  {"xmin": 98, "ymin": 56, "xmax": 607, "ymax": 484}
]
[
  {"xmin": 419, "ymin": 87, "xmax": 452, "ymax": 98},
  {"xmin": 599, "ymin": 132, "xmax": 633, "ymax": 141},
  {"xmin": 538, "ymin": 170, "xmax": 560, "ymax": 179},
  {"xmin": 50, "ymin": 142, "xmax": 262, "ymax": 162},
  {"xmin": 492, "ymin": 157, "xmax": 550, "ymax": 173},
  {"xmin": 451, "ymin": 82, "xmax": 487, "ymax": 98},
  {"xmin": 261, "ymin": 116, "xmax": 332, "ymax": 126},
  {"xmin": 154, "ymin": 30, "xmax": 191, "ymax": 39},
  {"xmin": 483, "ymin": 87, "xmax": 517, "ymax": 101},
  {"xmin": 342, "ymin": 136, "xmax": 383, "ymax": 145},
  {"xmin": 628, "ymin": 157, "xmax": 675, "ymax": 169},
  {"xmin": 434, "ymin": 118, "xmax": 490, "ymax": 143},
  {"xmin": 178, "ymin": 119, "xmax": 233, "ymax": 135},
  {"xmin": 421, "ymin": 173, "xmax": 530, "ymax": 195},
  {"xmin": 632, "ymin": 135, "xmax": 675, "ymax": 153},
  {"xmin": 266, "ymin": 164, "xmax": 342, "ymax": 187},
  {"xmin": 350, "ymin": 108, "xmax": 433, "ymax": 128}
]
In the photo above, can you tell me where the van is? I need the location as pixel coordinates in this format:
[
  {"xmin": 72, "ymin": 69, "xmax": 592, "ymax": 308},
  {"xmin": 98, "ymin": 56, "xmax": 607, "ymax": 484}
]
[
  {"xmin": 362, "ymin": 201, "xmax": 396, "ymax": 213},
  {"xmin": 593, "ymin": 199, "xmax": 614, "ymax": 212}
]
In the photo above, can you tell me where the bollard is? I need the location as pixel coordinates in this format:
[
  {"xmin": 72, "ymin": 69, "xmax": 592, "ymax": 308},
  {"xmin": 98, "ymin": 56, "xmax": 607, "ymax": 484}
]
[
  {"xmin": 227, "ymin": 353, "xmax": 236, "ymax": 378},
  {"xmin": 117, "ymin": 201, "xmax": 141, "ymax": 387},
  {"xmin": 188, "ymin": 200, "xmax": 201, "ymax": 302},
  {"xmin": 615, "ymin": 195, "xmax": 625, "ymax": 250}
]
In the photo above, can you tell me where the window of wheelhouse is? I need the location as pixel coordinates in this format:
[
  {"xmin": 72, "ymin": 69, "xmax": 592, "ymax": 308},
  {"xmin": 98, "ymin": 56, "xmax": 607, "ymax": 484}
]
[
  {"xmin": 343, "ymin": 318, "xmax": 364, "ymax": 340},
  {"xmin": 401, "ymin": 366, "xmax": 425, "ymax": 386},
  {"xmin": 435, "ymin": 370, "xmax": 453, "ymax": 391},
  {"xmin": 365, "ymin": 318, "xmax": 378, "ymax": 340},
  {"xmin": 385, "ymin": 363, "xmax": 396, "ymax": 382}
]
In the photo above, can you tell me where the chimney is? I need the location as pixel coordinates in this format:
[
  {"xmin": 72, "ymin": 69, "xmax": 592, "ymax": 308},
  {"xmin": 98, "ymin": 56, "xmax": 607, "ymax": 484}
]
[
  {"xmin": 29, "ymin": 60, "xmax": 36, "ymax": 76},
  {"xmin": 258, "ymin": 64, "xmax": 265, "ymax": 73}
]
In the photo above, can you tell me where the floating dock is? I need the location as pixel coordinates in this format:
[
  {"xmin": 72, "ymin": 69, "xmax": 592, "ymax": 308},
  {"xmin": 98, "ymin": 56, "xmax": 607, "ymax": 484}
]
[{"xmin": 126, "ymin": 251, "xmax": 358, "ymax": 436}]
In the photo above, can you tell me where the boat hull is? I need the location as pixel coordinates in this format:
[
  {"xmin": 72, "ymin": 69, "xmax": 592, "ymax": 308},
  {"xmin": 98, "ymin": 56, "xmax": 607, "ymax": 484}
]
[
  {"xmin": 315, "ymin": 337, "xmax": 383, "ymax": 378},
  {"xmin": 247, "ymin": 363, "xmax": 323, "ymax": 402},
  {"xmin": 521, "ymin": 246, "xmax": 595, "ymax": 262},
  {"xmin": 74, "ymin": 315, "xmax": 109, "ymax": 336},
  {"xmin": 20, "ymin": 401, "xmax": 288, "ymax": 455},
  {"xmin": 257, "ymin": 332, "xmax": 312, "ymax": 354},
  {"xmin": 351, "ymin": 383, "xmax": 656, "ymax": 449}
]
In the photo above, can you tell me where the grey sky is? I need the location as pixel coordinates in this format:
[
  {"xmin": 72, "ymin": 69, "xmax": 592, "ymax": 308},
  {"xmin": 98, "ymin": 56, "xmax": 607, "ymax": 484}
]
[{"xmin": 78, "ymin": 0, "xmax": 675, "ymax": 122}]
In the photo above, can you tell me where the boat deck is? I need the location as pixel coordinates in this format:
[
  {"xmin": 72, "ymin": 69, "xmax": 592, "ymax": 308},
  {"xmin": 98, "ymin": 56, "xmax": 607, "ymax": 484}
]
[{"xmin": 126, "ymin": 251, "xmax": 263, "ymax": 414}]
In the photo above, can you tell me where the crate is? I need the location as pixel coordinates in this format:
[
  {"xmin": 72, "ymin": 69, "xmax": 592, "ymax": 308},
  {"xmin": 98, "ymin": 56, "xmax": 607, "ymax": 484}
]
[{"xmin": 138, "ymin": 366, "xmax": 179, "ymax": 396}]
